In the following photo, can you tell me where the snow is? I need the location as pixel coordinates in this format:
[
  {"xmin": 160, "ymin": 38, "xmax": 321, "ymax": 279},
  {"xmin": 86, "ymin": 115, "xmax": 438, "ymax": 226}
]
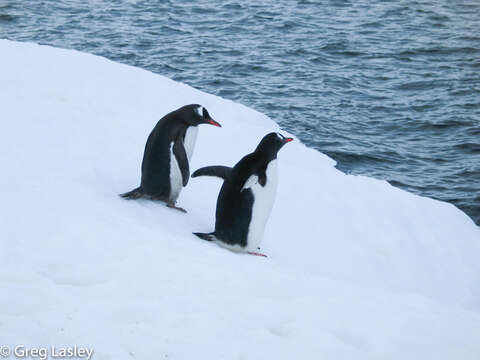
[{"xmin": 1, "ymin": 39, "xmax": 479, "ymax": 359}]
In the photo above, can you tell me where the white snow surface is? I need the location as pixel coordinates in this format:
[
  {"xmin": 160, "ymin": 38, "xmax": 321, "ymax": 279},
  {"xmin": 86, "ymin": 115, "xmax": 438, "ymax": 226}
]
[{"xmin": 1, "ymin": 40, "xmax": 480, "ymax": 359}]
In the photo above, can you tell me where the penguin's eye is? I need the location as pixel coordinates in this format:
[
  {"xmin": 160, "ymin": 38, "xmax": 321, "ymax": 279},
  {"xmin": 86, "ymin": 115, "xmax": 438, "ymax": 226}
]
[{"xmin": 277, "ymin": 133, "xmax": 285, "ymax": 140}]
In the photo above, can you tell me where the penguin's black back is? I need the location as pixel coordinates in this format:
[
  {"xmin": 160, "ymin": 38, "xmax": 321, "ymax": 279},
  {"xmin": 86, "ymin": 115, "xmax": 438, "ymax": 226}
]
[
  {"xmin": 214, "ymin": 152, "xmax": 270, "ymax": 247},
  {"xmin": 194, "ymin": 132, "xmax": 289, "ymax": 247},
  {"xmin": 140, "ymin": 106, "xmax": 195, "ymax": 197}
]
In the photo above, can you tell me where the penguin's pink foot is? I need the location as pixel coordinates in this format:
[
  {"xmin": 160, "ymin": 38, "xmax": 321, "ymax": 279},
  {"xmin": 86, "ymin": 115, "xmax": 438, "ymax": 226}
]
[
  {"xmin": 167, "ymin": 202, "xmax": 187, "ymax": 213},
  {"xmin": 247, "ymin": 251, "xmax": 267, "ymax": 258}
]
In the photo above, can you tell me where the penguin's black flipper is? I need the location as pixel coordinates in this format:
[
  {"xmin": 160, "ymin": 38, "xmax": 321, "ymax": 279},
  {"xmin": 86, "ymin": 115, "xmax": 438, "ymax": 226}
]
[
  {"xmin": 173, "ymin": 138, "xmax": 190, "ymax": 187},
  {"xmin": 193, "ymin": 232, "xmax": 216, "ymax": 241},
  {"xmin": 119, "ymin": 187, "xmax": 143, "ymax": 199},
  {"xmin": 192, "ymin": 166, "xmax": 232, "ymax": 180}
]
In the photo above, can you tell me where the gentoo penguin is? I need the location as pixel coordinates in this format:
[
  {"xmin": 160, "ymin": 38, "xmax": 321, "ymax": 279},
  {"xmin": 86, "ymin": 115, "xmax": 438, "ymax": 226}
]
[
  {"xmin": 192, "ymin": 132, "xmax": 293, "ymax": 256},
  {"xmin": 120, "ymin": 104, "xmax": 221, "ymax": 212}
]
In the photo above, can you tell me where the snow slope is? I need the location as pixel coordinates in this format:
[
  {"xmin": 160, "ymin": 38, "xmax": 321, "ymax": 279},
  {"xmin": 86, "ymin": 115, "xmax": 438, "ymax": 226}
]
[{"xmin": 1, "ymin": 40, "xmax": 479, "ymax": 359}]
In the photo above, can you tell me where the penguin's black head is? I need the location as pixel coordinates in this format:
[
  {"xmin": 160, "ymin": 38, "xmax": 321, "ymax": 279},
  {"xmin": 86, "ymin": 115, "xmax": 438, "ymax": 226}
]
[
  {"xmin": 255, "ymin": 132, "xmax": 293, "ymax": 156},
  {"xmin": 185, "ymin": 105, "xmax": 221, "ymax": 127}
]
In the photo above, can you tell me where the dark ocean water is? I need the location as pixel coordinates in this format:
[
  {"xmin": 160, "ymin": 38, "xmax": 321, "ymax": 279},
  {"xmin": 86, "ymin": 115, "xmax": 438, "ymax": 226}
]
[{"xmin": 1, "ymin": 0, "xmax": 479, "ymax": 225}]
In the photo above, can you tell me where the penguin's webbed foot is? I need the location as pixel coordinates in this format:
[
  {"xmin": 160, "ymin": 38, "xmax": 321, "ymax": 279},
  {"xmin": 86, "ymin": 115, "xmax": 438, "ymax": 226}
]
[
  {"xmin": 119, "ymin": 187, "xmax": 143, "ymax": 200},
  {"xmin": 167, "ymin": 202, "xmax": 187, "ymax": 213},
  {"xmin": 247, "ymin": 251, "xmax": 267, "ymax": 258}
]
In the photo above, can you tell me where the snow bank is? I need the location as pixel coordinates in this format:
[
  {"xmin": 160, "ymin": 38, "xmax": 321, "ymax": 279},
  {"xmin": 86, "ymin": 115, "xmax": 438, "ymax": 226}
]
[{"xmin": 1, "ymin": 40, "xmax": 479, "ymax": 359}]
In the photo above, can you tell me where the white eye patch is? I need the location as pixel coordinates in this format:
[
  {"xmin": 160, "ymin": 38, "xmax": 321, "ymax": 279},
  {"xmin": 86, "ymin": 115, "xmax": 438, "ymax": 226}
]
[{"xmin": 195, "ymin": 106, "xmax": 203, "ymax": 116}]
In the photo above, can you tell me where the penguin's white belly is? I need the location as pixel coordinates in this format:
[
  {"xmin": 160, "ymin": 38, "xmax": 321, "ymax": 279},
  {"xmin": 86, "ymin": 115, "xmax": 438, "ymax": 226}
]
[
  {"xmin": 169, "ymin": 143, "xmax": 183, "ymax": 202},
  {"xmin": 184, "ymin": 126, "xmax": 198, "ymax": 160},
  {"xmin": 168, "ymin": 128, "xmax": 197, "ymax": 203},
  {"xmin": 245, "ymin": 160, "xmax": 278, "ymax": 251}
]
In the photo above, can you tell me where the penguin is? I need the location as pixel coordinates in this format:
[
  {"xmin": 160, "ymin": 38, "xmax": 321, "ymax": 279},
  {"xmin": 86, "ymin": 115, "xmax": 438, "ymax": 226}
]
[
  {"xmin": 120, "ymin": 104, "xmax": 221, "ymax": 212},
  {"xmin": 192, "ymin": 132, "xmax": 293, "ymax": 256}
]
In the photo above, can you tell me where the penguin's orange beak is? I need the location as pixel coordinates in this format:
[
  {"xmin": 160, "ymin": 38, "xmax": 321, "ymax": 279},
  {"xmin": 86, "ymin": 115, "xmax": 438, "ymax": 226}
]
[
  {"xmin": 284, "ymin": 137, "xmax": 293, "ymax": 143},
  {"xmin": 207, "ymin": 118, "xmax": 221, "ymax": 127}
]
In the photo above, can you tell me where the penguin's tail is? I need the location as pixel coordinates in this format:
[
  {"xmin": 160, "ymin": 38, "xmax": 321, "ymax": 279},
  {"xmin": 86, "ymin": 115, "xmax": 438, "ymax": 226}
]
[
  {"xmin": 119, "ymin": 187, "xmax": 143, "ymax": 200},
  {"xmin": 193, "ymin": 232, "xmax": 216, "ymax": 241}
]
